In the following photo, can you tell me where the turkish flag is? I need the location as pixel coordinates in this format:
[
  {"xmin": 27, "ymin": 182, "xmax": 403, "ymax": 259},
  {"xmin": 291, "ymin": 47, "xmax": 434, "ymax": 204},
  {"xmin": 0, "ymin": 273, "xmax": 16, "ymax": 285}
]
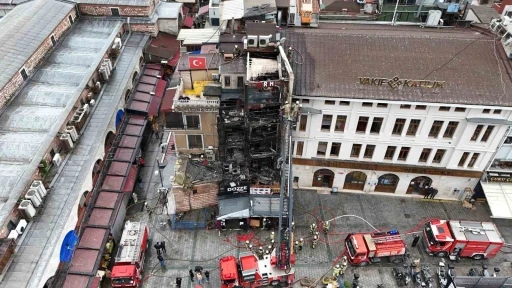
[{"xmin": 188, "ymin": 56, "xmax": 207, "ymax": 69}]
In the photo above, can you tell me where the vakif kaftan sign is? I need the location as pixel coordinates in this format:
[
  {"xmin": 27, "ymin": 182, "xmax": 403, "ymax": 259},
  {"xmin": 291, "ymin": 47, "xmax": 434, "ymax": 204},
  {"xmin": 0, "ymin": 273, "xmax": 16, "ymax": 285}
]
[{"xmin": 358, "ymin": 76, "xmax": 446, "ymax": 89}]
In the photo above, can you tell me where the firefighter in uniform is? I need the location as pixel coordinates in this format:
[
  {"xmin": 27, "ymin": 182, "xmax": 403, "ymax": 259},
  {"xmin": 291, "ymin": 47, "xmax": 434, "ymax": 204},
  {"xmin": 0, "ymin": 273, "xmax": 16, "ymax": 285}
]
[
  {"xmin": 311, "ymin": 235, "xmax": 319, "ymax": 249},
  {"xmin": 257, "ymin": 247, "xmax": 264, "ymax": 259},
  {"xmin": 340, "ymin": 256, "xmax": 348, "ymax": 275},
  {"xmin": 245, "ymin": 240, "xmax": 250, "ymax": 249},
  {"xmin": 332, "ymin": 264, "xmax": 342, "ymax": 278},
  {"xmin": 270, "ymin": 231, "xmax": 275, "ymax": 241},
  {"xmin": 310, "ymin": 223, "xmax": 317, "ymax": 234},
  {"xmin": 294, "ymin": 241, "xmax": 299, "ymax": 251},
  {"xmin": 323, "ymin": 221, "xmax": 331, "ymax": 234},
  {"xmin": 298, "ymin": 238, "xmax": 304, "ymax": 250}
]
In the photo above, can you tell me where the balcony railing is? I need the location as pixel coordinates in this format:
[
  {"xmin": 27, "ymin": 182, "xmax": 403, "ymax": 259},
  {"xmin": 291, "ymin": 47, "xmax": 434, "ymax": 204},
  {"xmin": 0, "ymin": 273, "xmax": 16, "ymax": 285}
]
[
  {"xmin": 174, "ymin": 99, "xmax": 219, "ymax": 105},
  {"xmin": 173, "ymin": 98, "xmax": 220, "ymax": 112}
]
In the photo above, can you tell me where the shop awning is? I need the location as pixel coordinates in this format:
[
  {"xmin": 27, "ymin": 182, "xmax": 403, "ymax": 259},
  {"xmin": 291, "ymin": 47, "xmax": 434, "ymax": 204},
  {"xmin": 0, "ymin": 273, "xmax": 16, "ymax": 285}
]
[
  {"xmin": 481, "ymin": 182, "xmax": 512, "ymax": 219},
  {"xmin": 123, "ymin": 165, "xmax": 138, "ymax": 193},
  {"xmin": 148, "ymin": 79, "xmax": 166, "ymax": 116},
  {"xmin": 467, "ymin": 118, "xmax": 512, "ymax": 125},
  {"xmin": 198, "ymin": 5, "xmax": 209, "ymax": 15},
  {"xmin": 161, "ymin": 88, "xmax": 176, "ymax": 112},
  {"xmin": 167, "ymin": 51, "xmax": 181, "ymax": 66},
  {"xmin": 217, "ymin": 197, "xmax": 250, "ymax": 220},
  {"xmin": 183, "ymin": 15, "xmax": 194, "ymax": 28}
]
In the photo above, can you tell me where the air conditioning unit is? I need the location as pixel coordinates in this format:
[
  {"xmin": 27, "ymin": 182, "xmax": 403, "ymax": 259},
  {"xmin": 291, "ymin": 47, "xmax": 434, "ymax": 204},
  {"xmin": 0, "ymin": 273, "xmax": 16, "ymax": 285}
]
[
  {"xmin": 103, "ymin": 58, "xmax": 113, "ymax": 72},
  {"xmin": 90, "ymin": 99, "xmax": 96, "ymax": 107},
  {"xmin": 205, "ymin": 149, "xmax": 214, "ymax": 155},
  {"xmin": 65, "ymin": 126, "xmax": 78, "ymax": 142},
  {"xmin": 53, "ymin": 153, "xmax": 62, "ymax": 167},
  {"xmin": 114, "ymin": 37, "xmax": 122, "ymax": 47},
  {"xmin": 82, "ymin": 103, "xmax": 90, "ymax": 114},
  {"xmin": 31, "ymin": 181, "xmax": 47, "ymax": 197},
  {"xmin": 16, "ymin": 219, "xmax": 28, "ymax": 234},
  {"xmin": 28, "ymin": 188, "xmax": 43, "ymax": 203},
  {"xmin": 206, "ymin": 154, "xmax": 215, "ymax": 161},
  {"xmin": 180, "ymin": 46, "xmax": 187, "ymax": 53},
  {"xmin": 7, "ymin": 230, "xmax": 19, "ymax": 240},
  {"xmin": 247, "ymin": 35, "xmax": 258, "ymax": 48},
  {"xmin": 60, "ymin": 133, "xmax": 74, "ymax": 150},
  {"xmin": 18, "ymin": 200, "xmax": 36, "ymax": 219},
  {"xmin": 99, "ymin": 67, "xmax": 110, "ymax": 81},
  {"xmin": 212, "ymin": 74, "xmax": 220, "ymax": 81},
  {"xmin": 504, "ymin": 16, "xmax": 512, "ymax": 26},
  {"xmin": 95, "ymin": 81, "xmax": 102, "ymax": 91},
  {"xmin": 259, "ymin": 35, "xmax": 272, "ymax": 47},
  {"xmin": 25, "ymin": 189, "xmax": 42, "ymax": 207},
  {"xmin": 490, "ymin": 18, "xmax": 502, "ymax": 32}
]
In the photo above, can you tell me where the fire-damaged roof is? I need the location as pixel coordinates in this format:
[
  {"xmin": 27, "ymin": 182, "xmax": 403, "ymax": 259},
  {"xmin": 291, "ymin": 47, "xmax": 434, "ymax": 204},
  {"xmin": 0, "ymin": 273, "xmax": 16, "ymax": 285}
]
[
  {"xmin": 178, "ymin": 156, "xmax": 222, "ymax": 183},
  {"xmin": 285, "ymin": 24, "xmax": 512, "ymax": 106}
]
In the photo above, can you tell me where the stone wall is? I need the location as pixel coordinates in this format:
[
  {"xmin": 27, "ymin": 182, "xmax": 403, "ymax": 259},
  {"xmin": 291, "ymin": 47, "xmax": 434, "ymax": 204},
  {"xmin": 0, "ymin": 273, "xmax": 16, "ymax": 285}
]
[
  {"xmin": 173, "ymin": 183, "xmax": 218, "ymax": 212},
  {"xmin": 79, "ymin": 4, "xmax": 150, "ymax": 16}
]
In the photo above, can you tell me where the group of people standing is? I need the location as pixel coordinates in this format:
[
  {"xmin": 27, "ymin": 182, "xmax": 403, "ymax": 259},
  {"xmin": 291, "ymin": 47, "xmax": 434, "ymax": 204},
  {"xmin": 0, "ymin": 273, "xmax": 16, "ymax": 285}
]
[
  {"xmin": 423, "ymin": 187, "xmax": 439, "ymax": 199},
  {"xmin": 154, "ymin": 241, "xmax": 167, "ymax": 267},
  {"xmin": 189, "ymin": 266, "xmax": 210, "ymax": 285}
]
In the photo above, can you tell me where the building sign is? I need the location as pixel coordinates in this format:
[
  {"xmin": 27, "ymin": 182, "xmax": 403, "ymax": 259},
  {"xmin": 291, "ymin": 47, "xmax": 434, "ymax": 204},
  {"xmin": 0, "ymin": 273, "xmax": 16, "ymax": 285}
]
[
  {"xmin": 248, "ymin": 80, "xmax": 284, "ymax": 89},
  {"xmin": 358, "ymin": 76, "xmax": 446, "ymax": 89},
  {"xmin": 488, "ymin": 176, "xmax": 512, "ymax": 182},
  {"xmin": 220, "ymin": 181, "xmax": 250, "ymax": 195}
]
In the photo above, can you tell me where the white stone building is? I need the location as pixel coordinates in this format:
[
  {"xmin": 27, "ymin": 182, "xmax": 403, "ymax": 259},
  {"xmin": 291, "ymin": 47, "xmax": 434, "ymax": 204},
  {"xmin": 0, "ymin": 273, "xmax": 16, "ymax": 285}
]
[{"xmin": 284, "ymin": 24, "xmax": 512, "ymax": 200}]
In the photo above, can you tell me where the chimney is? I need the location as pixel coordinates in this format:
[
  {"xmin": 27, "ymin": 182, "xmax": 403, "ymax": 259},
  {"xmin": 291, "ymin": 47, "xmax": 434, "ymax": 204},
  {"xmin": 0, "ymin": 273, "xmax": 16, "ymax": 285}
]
[{"xmin": 342, "ymin": 8, "xmax": 348, "ymax": 14}]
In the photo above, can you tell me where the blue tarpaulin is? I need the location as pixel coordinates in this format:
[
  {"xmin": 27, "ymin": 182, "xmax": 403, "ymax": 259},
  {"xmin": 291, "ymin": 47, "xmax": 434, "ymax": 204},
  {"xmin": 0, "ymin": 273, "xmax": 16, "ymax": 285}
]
[{"xmin": 60, "ymin": 230, "xmax": 78, "ymax": 262}]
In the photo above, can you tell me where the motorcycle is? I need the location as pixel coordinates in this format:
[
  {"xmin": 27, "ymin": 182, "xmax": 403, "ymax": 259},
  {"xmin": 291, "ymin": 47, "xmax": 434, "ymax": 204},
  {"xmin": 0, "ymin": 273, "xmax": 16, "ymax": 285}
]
[
  {"xmin": 447, "ymin": 264, "xmax": 455, "ymax": 279},
  {"xmin": 437, "ymin": 259, "xmax": 448, "ymax": 286},
  {"xmin": 421, "ymin": 264, "xmax": 433, "ymax": 288},
  {"xmin": 392, "ymin": 267, "xmax": 407, "ymax": 287},
  {"xmin": 493, "ymin": 267, "xmax": 501, "ymax": 277},
  {"xmin": 482, "ymin": 264, "xmax": 490, "ymax": 277},
  {"xmin": 411, "ymin": 263, "xmax": 422, "ymax": 286},
  {"xmin": 468, "ymin": 268, "xmax": 478, "ymax": 276}
]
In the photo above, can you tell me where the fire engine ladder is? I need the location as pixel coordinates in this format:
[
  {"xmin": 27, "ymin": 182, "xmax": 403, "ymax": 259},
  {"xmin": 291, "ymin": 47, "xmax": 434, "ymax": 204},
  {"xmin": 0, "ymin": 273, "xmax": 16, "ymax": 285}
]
[
  {"xmin": 276, "ymin": 116, "xmax": 293, "ymax": 271},
  {"xmin": 372, "ymin": 234, "xmax": 404, "ymax": 243},
  {"xmin": 127, "ymin": 226, "xmax": 143, "ymax": 264}
]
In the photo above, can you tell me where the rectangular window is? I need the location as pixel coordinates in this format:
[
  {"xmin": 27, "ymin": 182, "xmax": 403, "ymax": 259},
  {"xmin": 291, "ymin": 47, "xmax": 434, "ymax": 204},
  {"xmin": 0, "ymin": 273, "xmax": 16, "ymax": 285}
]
[
  {"xmin": 330, "ymin": 142, "xmax": 341, "ymax": 156},
  {"xmin": 364, "ymin": 145, "xmax": 375, "ymax": 159},
  {"xmin": 302, "ymin": 99, "xmax": 310, "ymax": 104},
  {"xmin": 68, "ymin": 15, "xmax": 74, "ymax": 24},
  {"xmin": 339, "ymin": 101, "xmax": 350, "ymax": 106},
  {"xmin": 439, "ymin": 106, "xmax": 450, "ymax": 111},
  {"xmin": 392, "ymin": 118, "xmax": 406, "ymax": 135},
  {"xmin": 325, "ymin": 100, "xmax": 335, "ymax": 105},
  {"xmin": 443, "ymin": 121, "xmax": 458, "ymax": 138},
  {"xmin": 362, "ymin": 102, "xmax": 373, "ymax": 107},
  {"xmin": 296, "ymin": 141, "xmax": 304, "ymax": 156},
  {"xmin": 299, "ymin": 115, "xmax": 307, "ymax": 131},
  {"xmin": 406, "ymin": 119, "xmax": 421, "ymax": 136},
  {"xmin": 224, "ymin": 76, "xmax": 231, "ymax": 87},
  {"xmin": 237, "ymin": 76, "xmax": 244, "ymax": 87},
  {"xmin": 370, "ymin": 117, "xmax": 383, "ymax": 134},
  {"xmin": 377, "ymin": 103, "xmax": 388, "ymax": 108},
  {"xmin": 458, "ymin": 152, "xmax": 470, "ymax": 167},
  {"xmin": 455, "ymin": 107, "xmax": 466, "ymax": 112},
  {"xmin": 20, "ymin": 68, "xmax": 28, "ymax": 81},
  {"xmin": 483, "ymin": 109, "xmax": 491, "ymax": 114},
  {"xmin": 400, "ymin": 104, "xmax": 411, "ymax": 109},
  {"xmin": 321, "ymin": 115, "xmax": 333, "ymax": 131},
  {"xmin": 468, "ymin": 153, "xmax": 480, "ymax": 168},
  {"xmin": 111, "ymin": 7, "xmax": 120, "ymax": 16},
  {"xmin": 185, "ymin": 115, "xmax": 200, "ymax": 129},
  {"xmin": 432, "ymin": 149, "xmax": 446, "ymax": 163},
  {"xmin": 470, "ymin": 125, "xmax": 484, "ymax": 141},
  {"xmin": 384, "ymin": 146, "xmax": 397, "ymax": 160},
  {"xmin": 415, "ymin": 105, "xmax": 427, "ymax": 110},
  {"xmin": 334, "ymin": 115, "xmax": 347, "ymax": 132},
  {"xmin": 481, "ymin": 125, "xmax": 494, "ymax": 142},
  {"xmin": 398, "ymin": 147, "xmax": 410, "ymax": 161},
  {"xmin": 356, "ymin": 116, "xmax": 369, "ymax": 133},
  {"xmin": 50, "ymin": 35, "xmax": 56, "ymax": 46},
  {"xmin": 187, "ymin": 135, "xmax": 203, "ymax": 149},
  {"xmin": 351, "ymin": 144, "xmax": 362, "ymax": 158},
  {"xmin": 418, "ymin": 148, "xmax": 432, "ymax": 162},
  {"xmin": 317, "ymin": 142, "xmax": 328, "ymax": 156},
  {"xmin": 428, "ymin": 121, "xmax": 444, "ymax": 138},
  {"xmin": 494, "ymin": 109, "xmax": 502, "ymax": 114}
]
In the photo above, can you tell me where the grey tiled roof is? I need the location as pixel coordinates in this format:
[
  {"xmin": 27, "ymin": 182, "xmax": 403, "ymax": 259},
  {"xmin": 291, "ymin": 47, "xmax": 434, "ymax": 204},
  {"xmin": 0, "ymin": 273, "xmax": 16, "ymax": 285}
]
[
  {"xmin": 220, "ymin": 57, "xmax": 246, "ymax": 74},
  {"xmin": 70, "ymin": 0, "xmax": 150, "ymax": 5},
  {"xmin": 0, "ymin": 0, "xmax": 75, "ymax": 91},
  {"xmin": 285, "ymin": 24, "xmax": 512, "ymax": 106}
]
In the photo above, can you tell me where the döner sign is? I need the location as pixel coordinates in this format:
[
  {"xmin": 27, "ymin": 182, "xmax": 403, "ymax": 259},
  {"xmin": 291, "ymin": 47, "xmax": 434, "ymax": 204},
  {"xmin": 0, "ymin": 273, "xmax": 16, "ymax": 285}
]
[{"xmin": 359, "ymin": 76, "xmax": 446, "ymax": 89}]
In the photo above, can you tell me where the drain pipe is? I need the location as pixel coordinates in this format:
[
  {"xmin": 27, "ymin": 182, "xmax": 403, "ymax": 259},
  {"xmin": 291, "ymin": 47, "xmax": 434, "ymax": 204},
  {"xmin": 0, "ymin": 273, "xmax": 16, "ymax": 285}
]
[
  {"xmin": 391, "ymin": 0, "xmax": 400, "ymax": 25},
  {"xmin": 127, "ymin": 17, "xmax": 132, "ymax": 34}
]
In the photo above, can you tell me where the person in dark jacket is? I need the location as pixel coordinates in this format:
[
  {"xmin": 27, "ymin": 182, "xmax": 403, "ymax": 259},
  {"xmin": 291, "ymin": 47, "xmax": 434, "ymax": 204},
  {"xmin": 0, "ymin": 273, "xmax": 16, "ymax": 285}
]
[
  {"xmin": 189, "ymin": 269, "xmax": 194, "ymax": 282},
  {"xmin": 204, "ymin": 270, "xmax": 210, "ymax": 282},
  {"xmin": 429, "ymin": 188, "xmax": 439, "ymax": 199},
  {"xmin": 154, "ymin": 242, "xmax": 161, "ymax": 256},
  {"xmin": 160, "ymin": 241, "xmax": 166, "ymax": 253},
  {"xmin": 157, "ymin": 255, "xmax": 165, "ymax": 267},
  {"xmin": 424, "ymin": 187, "xmax": 433, "ymax": 199}
]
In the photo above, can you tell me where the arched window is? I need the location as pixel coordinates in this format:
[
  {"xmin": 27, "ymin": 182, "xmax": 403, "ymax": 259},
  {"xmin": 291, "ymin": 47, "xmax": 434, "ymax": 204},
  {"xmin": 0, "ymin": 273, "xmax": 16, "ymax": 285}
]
[
  {"xmin": 407, "ymin": 176, "xmax": 433, "ymax": 195},
  {"xmin": 375, "ymin": 174, "xmax": 400, "ymax": 193},
  {"xmin": 312, "ymin": 169, "xmax": 335, "ymax": 188},
  {"xmin": 343, "ymin": 171, "xmax": 367, "ymax": 191}
]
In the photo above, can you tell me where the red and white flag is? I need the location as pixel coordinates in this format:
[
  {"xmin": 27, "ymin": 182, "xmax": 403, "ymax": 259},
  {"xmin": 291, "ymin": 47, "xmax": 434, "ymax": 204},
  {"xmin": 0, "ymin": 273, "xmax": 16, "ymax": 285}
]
[{"xmin": 188, "ymin": 56, "xmax": 207, "ymax": 69}]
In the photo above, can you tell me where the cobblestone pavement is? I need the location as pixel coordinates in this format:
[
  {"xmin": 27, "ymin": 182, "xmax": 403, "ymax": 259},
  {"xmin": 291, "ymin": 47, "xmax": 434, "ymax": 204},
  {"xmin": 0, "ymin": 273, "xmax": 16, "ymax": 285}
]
[{"xmin": 128, "ymin": 170, "xmax": 512, "ymax": 288}]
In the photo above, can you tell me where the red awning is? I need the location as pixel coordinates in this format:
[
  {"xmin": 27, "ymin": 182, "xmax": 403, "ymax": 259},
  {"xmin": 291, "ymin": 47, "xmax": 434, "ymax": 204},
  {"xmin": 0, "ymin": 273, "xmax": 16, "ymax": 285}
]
[
  {"xmin": 182, "ymin": 5, "xmax": 189, "ymax": 15},
  {"xmin": 198, "ymin": 5, "xmax": 209, "ymax": 15},
  {"xmin": 122, "ymin": 165, "xmax": 138, "ymax": 193},
  {"xmin": 63, "ymin": 275, "xmax": 92, "ymax": 288},
  {"xmin": 155, "ymin": 79, "xmax": 166, "ymax": 98},
  {"xmin": 161, "ymin": 88, "xmax": 176, "ymax": 112},
  {"xmin": 148, "ymin": 79, "xmax": 167, "ymax": 116},
  {"xmin": 167, "ymin": 51, "xmax": 181, "ymax": 67},
  {"xmin": 183, "ymin": 15, "xmax": 194, "ymax": 28}
]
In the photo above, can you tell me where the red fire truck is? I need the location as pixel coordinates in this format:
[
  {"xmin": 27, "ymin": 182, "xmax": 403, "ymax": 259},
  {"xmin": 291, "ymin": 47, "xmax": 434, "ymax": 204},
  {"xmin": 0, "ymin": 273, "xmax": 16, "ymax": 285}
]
[
  {"xmin": 345, "ymin": 230, "xmax": 407, "ymax": 266},
  {"xmin": 111, "ymin": 221, "xmax": 149, "ymax": 287},
  {"xmin": 219, "ymin": 252, "xmax": 296, "ymax": 287},
  {"xmin": 424, "ymin": 219, "xmax": 504, "ymax": 260}
]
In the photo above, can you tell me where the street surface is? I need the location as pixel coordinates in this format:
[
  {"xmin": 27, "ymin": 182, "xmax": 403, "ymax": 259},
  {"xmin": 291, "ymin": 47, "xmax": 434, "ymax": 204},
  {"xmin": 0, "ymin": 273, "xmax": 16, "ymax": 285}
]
[{"xmin": 128, "ymin": 134, "xmax": 512, "ymax": 288}]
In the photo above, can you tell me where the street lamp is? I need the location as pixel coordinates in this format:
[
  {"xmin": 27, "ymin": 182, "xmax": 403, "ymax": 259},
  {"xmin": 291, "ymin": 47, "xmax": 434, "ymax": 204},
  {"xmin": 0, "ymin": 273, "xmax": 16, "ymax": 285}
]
[{"xmin": 155, "ymin": 159, "xmax": 168, "ymax": 187}]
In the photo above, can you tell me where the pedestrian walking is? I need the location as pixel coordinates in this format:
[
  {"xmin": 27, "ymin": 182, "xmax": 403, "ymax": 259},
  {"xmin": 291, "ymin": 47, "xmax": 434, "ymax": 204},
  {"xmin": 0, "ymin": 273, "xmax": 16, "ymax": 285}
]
[
  {"xmin": 298, "ymin": 238, "xmax": 304, "ymax": 251},
  {"xmin": 154, "ymin": 242, "xmax": 161, "ymax": 255},
  {"xmin": 138, "ymin": 157, "xmax": 145, "ymax": 167},
  {"xmin": 176, "ymin": 277, "xmax": 182, "ymax": 288},
  {"xmin": 160, "ymin": 241, "xmax": 166, "ymax": 253},
  {"xmin": 189, "ymin": 269, "xmax": 194, "ymax": 282},
  {"xmin": 204, "ymin": 271, "xmax": 210, "ymax": 282},
  {"xmin": 196, "ymin": 272, "xmax": 203, "ymax": 284},
  {"xmin": 429, "ymin": 188, "xmax": 438, "ymax": 199},
  {"xmin": 155, "ymin": 130, "xmax": 160, "ymax": 139},
  {"xmin": 157, "ymin": 255, "xmax": 165, "ymax": 267},
  {"xmin": 423, "ymin": 188, "xmax": 432, "ymax": 199}
]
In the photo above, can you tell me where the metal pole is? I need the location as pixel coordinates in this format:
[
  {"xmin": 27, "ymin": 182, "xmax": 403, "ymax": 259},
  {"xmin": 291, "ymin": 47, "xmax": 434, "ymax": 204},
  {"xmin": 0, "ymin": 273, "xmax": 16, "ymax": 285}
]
[
  {"xmin": 392, "ymin": 0, "xmax": 400, "ymax": 25},
  {"xmin": 415, "ymin": 0, "xmax": 424, "ymax": 18},
  {"xmin": 156, "ymin": 159, "xmax": 163, "ymax": 187}
]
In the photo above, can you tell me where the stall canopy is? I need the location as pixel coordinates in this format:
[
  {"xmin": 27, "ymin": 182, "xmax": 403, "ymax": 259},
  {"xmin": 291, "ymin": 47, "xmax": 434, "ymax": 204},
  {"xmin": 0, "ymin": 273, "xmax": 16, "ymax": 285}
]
[
  {"xmin": 217, "ymin": 197, "xmax": 250, "ymax": 220},
  {"xmin": 481, "ymin": 182, "xmax": 512, "ymax": 219}
]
